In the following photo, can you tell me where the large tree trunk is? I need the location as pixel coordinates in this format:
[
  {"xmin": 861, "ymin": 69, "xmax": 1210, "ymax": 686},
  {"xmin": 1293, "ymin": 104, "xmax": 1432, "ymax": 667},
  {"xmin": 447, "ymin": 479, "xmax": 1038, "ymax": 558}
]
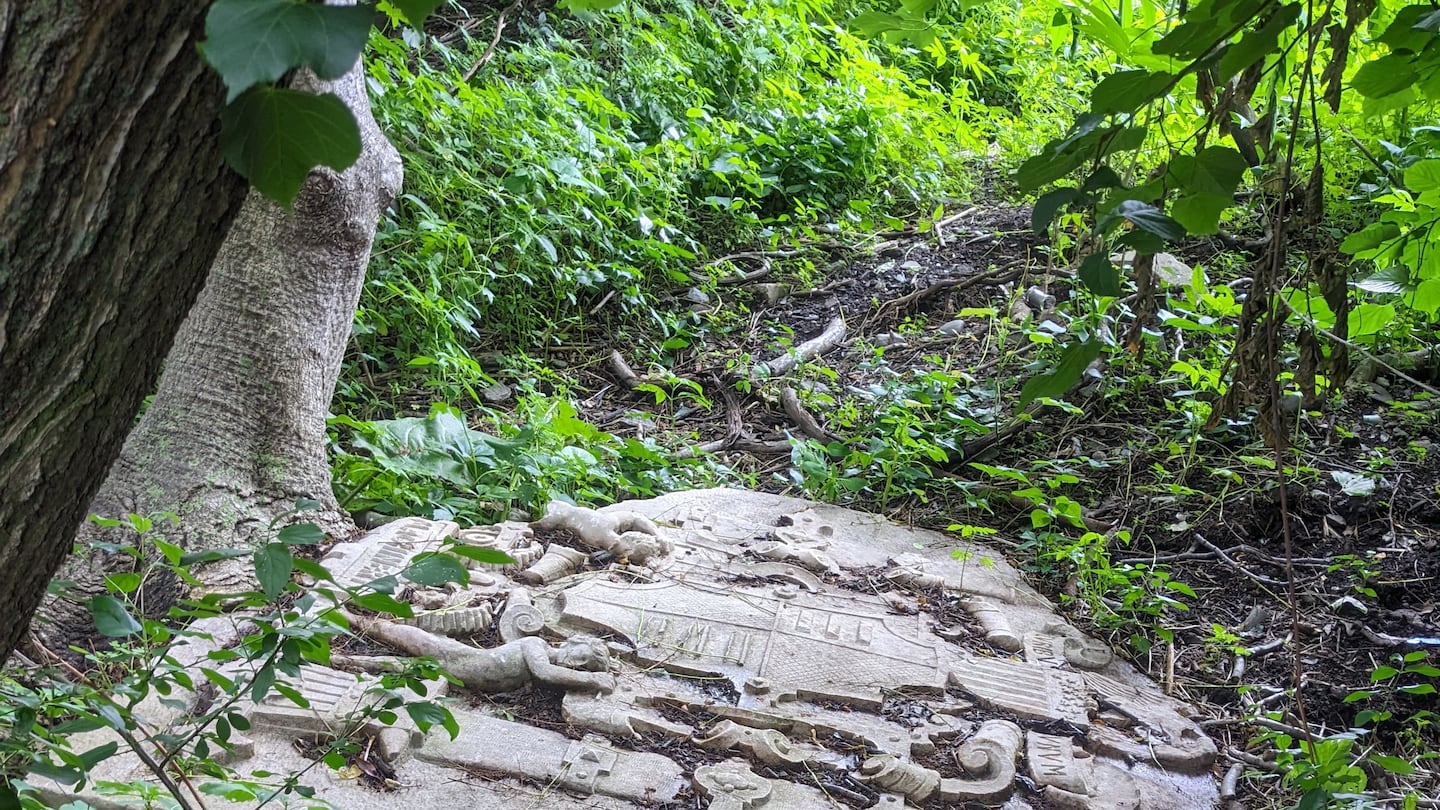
[
  {"xmin": 33, "ymin": 62, "xmax": 404, "ymax": 653},
  {"xmin": 0, "ymin": 3, "xmax": 247, "ymax": 661}
]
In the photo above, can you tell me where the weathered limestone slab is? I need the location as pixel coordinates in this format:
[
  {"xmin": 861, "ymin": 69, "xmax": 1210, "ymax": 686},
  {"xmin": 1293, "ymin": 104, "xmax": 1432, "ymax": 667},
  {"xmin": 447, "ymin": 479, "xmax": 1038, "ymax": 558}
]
[
  {"xmin": 32, "ymin": 488, "xmax": 1219, "ymax": 810},
  {"xmin": 416, "ymin": 711, "xmax": 686, "ymax": 802}
]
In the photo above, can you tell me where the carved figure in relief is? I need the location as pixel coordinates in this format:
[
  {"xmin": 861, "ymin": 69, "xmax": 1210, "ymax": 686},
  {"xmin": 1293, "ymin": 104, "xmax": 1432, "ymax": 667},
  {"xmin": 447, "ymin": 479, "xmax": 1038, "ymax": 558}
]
[
  {"xmin": 344, "ymin": 612, "xmax": 616, "ymax": 694},
  {"xmin": 534, "ymin": 500, "xmax": 672, "ymax": 564}
]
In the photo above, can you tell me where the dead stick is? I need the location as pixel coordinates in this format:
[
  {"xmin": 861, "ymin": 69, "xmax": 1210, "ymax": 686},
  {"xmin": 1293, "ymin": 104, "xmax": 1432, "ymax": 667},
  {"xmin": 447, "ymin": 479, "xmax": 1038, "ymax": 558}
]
[
  {"xmin": 608, "ymin": 350, "xmax": 639, "ymax": 389},
  {"xmin": 781, "ymin": 387, "xmax": 834, "ymax": 442},
  {"xmin": 454, "ymin": 1, "xmax": 519, "ymax": 89},
  {"xmin": 756, "ymin": 316, "xmax": 847, "ymax": 378}
]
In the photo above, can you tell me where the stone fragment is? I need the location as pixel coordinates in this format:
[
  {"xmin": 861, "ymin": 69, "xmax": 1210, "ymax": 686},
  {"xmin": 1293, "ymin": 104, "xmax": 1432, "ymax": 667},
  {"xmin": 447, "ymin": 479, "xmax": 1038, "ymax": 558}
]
[
  {"xmin": 694, "ymin": 719, "xmax": 813, "ymax": 765},
  {"xmin": 517, "ymin": 544, "xmax": 588, "ymax": 584},
  {"xmin": 1027, "ymin": 732, "xmax": 1090, "ymax": 794},
  {"xmin": 321, "ymin": 517, "xmax": 457, "ymax": 589},
  {"xmin": 947, "ymin": 719, "xmax": 1023, "ymax": 802},
  {"xmin": 1083, "ymin": 671, "xmax": 1216, "ymax": 771},
  {"xmin": 418, "ymin": 712, "xmax": 685, "ymax": 802},
  {"xmin": 1025, "ymin": 622, "xmax": 1114, "ymax": 670},
  {"xmin": 963, "ymin": 595, "xmax": 1023, "ymax": 651},
  {"xmin": 948, "ymin": 656, "xmax": 1091, "ymax": 727}
]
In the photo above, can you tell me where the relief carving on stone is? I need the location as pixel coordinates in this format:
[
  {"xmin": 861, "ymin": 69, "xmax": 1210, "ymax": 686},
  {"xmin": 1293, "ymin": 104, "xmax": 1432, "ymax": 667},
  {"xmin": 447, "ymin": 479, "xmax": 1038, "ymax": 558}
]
[{"xmin": 43, "ymin": 489, "xmax": 1220, "ymax": 810}]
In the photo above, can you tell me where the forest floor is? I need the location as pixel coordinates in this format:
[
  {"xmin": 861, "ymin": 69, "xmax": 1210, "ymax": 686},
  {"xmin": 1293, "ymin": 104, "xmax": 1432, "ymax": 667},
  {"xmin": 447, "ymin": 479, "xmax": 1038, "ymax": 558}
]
[{"xmin": 539, "ymin": 204, "xmax": 1440, "ymax": 807}]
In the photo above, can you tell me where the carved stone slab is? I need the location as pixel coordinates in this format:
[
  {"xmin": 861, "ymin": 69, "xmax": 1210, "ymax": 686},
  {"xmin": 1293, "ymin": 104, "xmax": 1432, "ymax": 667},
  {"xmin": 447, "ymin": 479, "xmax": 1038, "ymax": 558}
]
[{"xmin": 40, "ymin": 489, "xmax": 1219, "ymax": 810}]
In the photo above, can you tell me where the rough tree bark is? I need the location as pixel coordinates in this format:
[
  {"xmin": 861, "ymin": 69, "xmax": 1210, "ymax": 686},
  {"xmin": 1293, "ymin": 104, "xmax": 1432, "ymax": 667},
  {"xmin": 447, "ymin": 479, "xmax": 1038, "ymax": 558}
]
[
  {"xmin": 35, "ymin": 62, "xmax": 404, "ymax": 652},
  {"xmin": 0, "ymin": 3, "xmax": 248, "ymax": 661}
]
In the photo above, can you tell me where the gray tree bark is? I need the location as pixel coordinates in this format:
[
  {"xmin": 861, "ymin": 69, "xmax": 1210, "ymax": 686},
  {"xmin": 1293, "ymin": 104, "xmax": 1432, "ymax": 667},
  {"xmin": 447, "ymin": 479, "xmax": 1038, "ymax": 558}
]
[
  {"xmin": 0, "ymin": 2, "xmax": 247, "ymax": 661},
  {"xmin": 35, "ymin": 62, "xmax": 404, "ymax": 653}
]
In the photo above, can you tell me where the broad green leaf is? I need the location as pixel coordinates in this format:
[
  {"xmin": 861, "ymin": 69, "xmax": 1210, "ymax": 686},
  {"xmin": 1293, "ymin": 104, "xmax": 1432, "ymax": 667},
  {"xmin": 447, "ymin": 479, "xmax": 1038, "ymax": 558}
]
[
  {"xmin": 1411, "ymin": 278, "xmax": 1440, "ymax": 315},
  {"xmin": 77, "ymin": 741, "xmax": 119, "ymax": 770},
  {"xmin": 0, "ymin": 782, "xmax": 18, "ymax": 810},
  {"xmin": 1167, "ymin": 146, "xmax": 1248, "ymax": 195},
  {"xmin": 1170, "ymin": 193, "xmax": 1232, "ymax": 235},
  {"xmin": 277, "ymin": 523, "xmax": 325, "ymax": 545},
  {"xmin": 1215, "ymin": 4, "xmax": 1300, "ymax": 84},
  {"xmin": 1354, "ymin": 265, "xmax": 1412, "ymax": 294},
  {"xmin": 389, "ymin": 0, "xmax": 446, "ymax": 26},
  {"xmin": 402, "ymin": 553, "xmax": 470, "ymax": 587},
  {"xmin": 201, "ymin": 0, "xmax": 374, "ymax": 100},
  {"xmin": 1152, "ymin": 0, "xmax": 1267, "ymax": 59},
  {"xmin": 1077, "ymin": 253, "xmax": 1124, "ymax": 296},
  {"xmin": 1348, "ymin": 303, "xmax": 1397, "ymax": 338},
  {"xmin": 1016, "ymin": 124, "xmax": 1146, "ymax": 191},
  {"xmin": 1371, "ymin": 754, "xmax": 1416, "ymax": 775},
  {"xmin": 104, "ymin": 572, "xmax": 143, "ymax": 594},
  {"xmin": 1105, "ymin": 200, "xmax": 1186, "ymax": 242},
  {"xmin": 1032, "ymin": 187, "xmax": 1082, "ymax": 233},
  {"xmin": 1018, "ymin": 341, "xmax": 1104, "ymax": 407},
  {"xmin": 1340, "ymin": 222, "xmax": 1401, "ymax": 255},
  {"xmin": 450, "ymin": 545, "xmax": 518, "ymax": 566},
  {"xmin": 220, "ymin": 86, "xmax": 362, "ymax": 206},
  {"xmin": 254, "ymin": 542, "xmax": 294, "ymax": 600},
  {"xmin": 88, "ymin": 595, "xmax": 143, "ymax": 637},
  {"xmin": 1090, "ymin": 70, "xmax": 1173, "ymax": 115},
  {"xmin": 847, "ymin": 10, "xmax": 910, "ymax": 37},
  {"xmin": 403, "ymin": 700, "xmax": 452, "ymax": 732},
  {"xmin": 250, "ymin": 664, "xmax": 277, "ymax": 703},
  {"xmin": 352, "ymin": 591, "xmax": 414, "ymax": 618},
  {"xmin": 1352, "ymin": 54, "xmax": 1419, "ymax": 100},
  {"xmin": 1405, "ymin": 159, "xmax": 1440, "ymax": 193},
  {"xmin": 1378, "ymin": 5, "xmax": 1435, "ymax": 52}
]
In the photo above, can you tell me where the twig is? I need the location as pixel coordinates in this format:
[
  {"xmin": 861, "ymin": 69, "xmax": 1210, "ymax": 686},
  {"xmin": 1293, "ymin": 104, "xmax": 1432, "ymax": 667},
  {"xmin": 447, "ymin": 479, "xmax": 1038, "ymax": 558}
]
[
  {"xmin": 1193, "ymin": 533, "xmax": 1286, "ymax": 586},
  {"xmin": 755, "ymin": 316, "xmax": 847, "ymax": 378},
  {"xmin": 1220, "ymin": 762, "xmax": 1244, "ymax": 800},
  {"xmin": 588, "ymin": 289, "xmax": 616, "ymax": 316},
  {"xmin": 933, "ymin": 206, "xmax": 978, "ymax": 246},
  {"xmin": 609, "ymin": 350, "xmax": 639, "ymax": 389},
  {"xmin": 781, "ymin": 387, "xmax": 835, "ymax": 443},
  {"xmin": 453, "ymin": 1, "xmax": 520, "ymax": 90},
  {"xmin": 873, "ymin": 262, "xmax": 1020, "ymax": 319},
  {"xmin": 1279, "ymin": 296, "xmax": 1440, "ymax": 396}
]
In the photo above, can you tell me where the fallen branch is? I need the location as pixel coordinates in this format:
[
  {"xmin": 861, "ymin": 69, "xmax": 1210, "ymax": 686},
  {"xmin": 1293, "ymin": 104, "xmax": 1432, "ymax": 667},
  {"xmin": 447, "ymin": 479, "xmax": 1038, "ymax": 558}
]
[
  {"xmin": 873, "ymin": 262, "xmax": 1020, "ymax": 320},
  {"xmin": 452, "ymin": 1, "xmax": 520, "ymax": 90},
  {"xmin": 609, "ymin": 350, "xmax": 640, "ymax": 389},
  {"xmin": 781, "ymin": 387, "xmax": 835, "ymax": 442},
  {"xmin": 755, "ymin": 316, "xmax": 847, "ymax": 379}
]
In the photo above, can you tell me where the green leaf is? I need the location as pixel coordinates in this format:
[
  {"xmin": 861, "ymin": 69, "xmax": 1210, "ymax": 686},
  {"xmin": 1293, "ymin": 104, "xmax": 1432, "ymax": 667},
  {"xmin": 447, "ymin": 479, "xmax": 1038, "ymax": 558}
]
[
  {"xmin": 1348, "ymin": 303, "xmax": 1397, "ymax": 338},
  {"xmin": 1399, "ymin": 683, "xmax": 1437, "ymax": 695},
  {"xmin": 254, "ymin": 542, "xmax": 294, "ymax": 601},
  {"xmin": 1032, "ymin": 187, "xmax": 1082, "ymax": 233},
  {"xmin": 1371, "ymin": 665, "xmax": 1400, "ymax": 681},
  {"xmin": 1215, "ymin": 4, "xmax": 1301, "ymax": 84},
  {"xmin": 1405, "ymin": 159, "xmax": 1440, "ymax": 192},
  {"xmin": 1078, "ymin": 253, "xmax": 1124, "ymax": 296},
  {"xmin": 77, "ymin": 741, "xmax": 119, "ymax": 770},
  {"xmin": 88, "ymin": 595, "xmax": 143, "ymax": 637},
  {"xmin": 1411, "ymin": 277, "xmax": 1440, "ymax": 315},
  {"xmin": 1170, "ymin": 193, "xmax": 1232, "ymax": 235},
  {"xmin": 1352, "ymin": 54, "xmax": 1419, "ymax": 100},
  {"xmin": 1168, "ymin": 146, "xmax": 1248, "ymax": 195},
  {"xmin": 1090, "ymin": 70, "xmax": 1173, "ymax": 115},
  {"xmin": 0, "ymin": 781, "xmax": 18, "ymax": 810},
  {"xmin": 1371, "ymin": 754, "xmax": 1416, "ymax": 775},
  {"xmin": 1355, "ymin": 265, "xmax": 1413, "ymax": 294},
  {"xmin": 1105, "ymin": 200, "xmax": 1186, "ymax": 242},
  {"xmin": 389, "ymin": 0, "xmax": 445, "ymax": 27},
  {"xmin": 250, "ymin": 664, "xmax": 277, "ymax": 703},
  {"xmin": 201, "ymin": 0, "xmax": 374, "ymax": 100},
  {"xmin": 1340, "ymin": 222, "xmax": 1401, "ymax": 255},
  {"xmin": 401, "ymin": 554, "xmax": 470, "ymax": 587},
  {"xmin": 352, "ymin": 591, "xmax": 414, "ymax": 618},
  {"xmin": 220, "ymin": 86, "xmax": 362, "ymax": 206},
  {"xmin": 405, "ymin": 701, "xmax": 453, "ymax": 734},
  {"xmin": 277, "ymin": 523, "xmax": 326, "ymax": 545},
  {"xmin": 449, "ymin": 545, "xmax": 518, "ymax": 566},
  {"xmin": 1018, "ymin": 341, "xmax": 1104, "ymax": 407},
  {"xmin": 104, "ymin": 572, "xmax": 143, "ymax": 594}
]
